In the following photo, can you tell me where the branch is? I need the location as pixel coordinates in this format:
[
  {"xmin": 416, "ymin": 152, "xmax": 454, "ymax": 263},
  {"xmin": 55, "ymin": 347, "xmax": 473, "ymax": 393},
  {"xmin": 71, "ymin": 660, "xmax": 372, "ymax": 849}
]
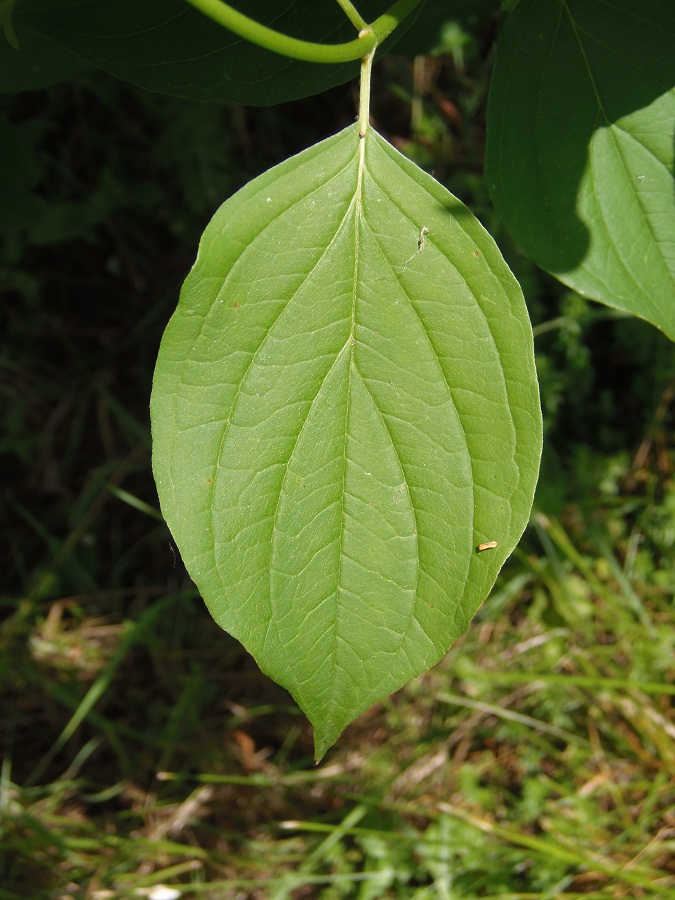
[{"xmin": 184, "ymin": 0, "xmax": 425, "ymax": 64}]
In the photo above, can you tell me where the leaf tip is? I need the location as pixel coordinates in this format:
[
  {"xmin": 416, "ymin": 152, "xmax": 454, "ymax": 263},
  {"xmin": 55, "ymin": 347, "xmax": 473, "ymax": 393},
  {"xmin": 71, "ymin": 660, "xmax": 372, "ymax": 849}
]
[
  {"xmin": 312, "ymin": 716, "xmax": 349, "ymax": 763},
  {"xmin": 313, "ymin": 733, "xmax": 334, "ymax": 765}
]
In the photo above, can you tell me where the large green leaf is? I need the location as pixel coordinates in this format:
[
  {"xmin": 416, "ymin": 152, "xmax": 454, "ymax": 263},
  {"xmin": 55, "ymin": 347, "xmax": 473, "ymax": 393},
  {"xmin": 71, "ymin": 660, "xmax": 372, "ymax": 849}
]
[
  {"xmin": 0, "ymin": 24, "xmax": 88, "ymax": 91},
  {"xmin": 486, "ymin": 0, "xmax": 675, "ymax": 340},
  {"xmin": 151, "ymin": 124, "xmax": 541, "ymax": 759},
  {"xmin": 14, "ymin": 0, "xmax": 392, "ymax": 103}
]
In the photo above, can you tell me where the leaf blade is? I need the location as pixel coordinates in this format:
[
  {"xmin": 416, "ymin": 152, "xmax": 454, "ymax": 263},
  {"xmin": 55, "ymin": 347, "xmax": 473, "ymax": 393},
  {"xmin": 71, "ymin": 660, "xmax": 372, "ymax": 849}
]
[{"xmin": 151, "ymin": 125, "xmax": 542, "ymax": 758}]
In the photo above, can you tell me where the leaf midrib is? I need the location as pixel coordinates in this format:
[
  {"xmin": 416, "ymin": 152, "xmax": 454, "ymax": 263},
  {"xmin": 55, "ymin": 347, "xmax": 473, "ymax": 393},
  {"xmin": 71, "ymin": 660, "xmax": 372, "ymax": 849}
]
[{"xmin": 327, "ymin": 130, "xmax": 366, "ymax": 723}]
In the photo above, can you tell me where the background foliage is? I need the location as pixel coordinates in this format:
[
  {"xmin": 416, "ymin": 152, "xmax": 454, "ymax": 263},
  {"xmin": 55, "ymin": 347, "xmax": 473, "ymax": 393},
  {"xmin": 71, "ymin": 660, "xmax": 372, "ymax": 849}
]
[
  {"xmin": 1, "ymin": 1, "xmax": 674, "ymax": 896},
  {"xmin": 486, "ymin": 0, "xmax": 675, "ymax": 340}
]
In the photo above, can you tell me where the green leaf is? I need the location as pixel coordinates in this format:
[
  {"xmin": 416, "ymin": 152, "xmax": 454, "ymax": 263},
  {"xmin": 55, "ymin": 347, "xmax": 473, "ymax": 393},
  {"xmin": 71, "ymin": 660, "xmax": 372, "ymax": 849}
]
[
  {"xmin": 151, "ymin": 124, "xmax": 541, "ymax": 759},
  {"xmin": 15, "ymin": 0, "xmax": 394, "ymax": 104},
  {"xmin": 0, "ymin": 23, "xmax": 88, "ymax": 91},
  {"xmin": 486, "ymin": 0, "xmax": 675, "ymax": 341}
]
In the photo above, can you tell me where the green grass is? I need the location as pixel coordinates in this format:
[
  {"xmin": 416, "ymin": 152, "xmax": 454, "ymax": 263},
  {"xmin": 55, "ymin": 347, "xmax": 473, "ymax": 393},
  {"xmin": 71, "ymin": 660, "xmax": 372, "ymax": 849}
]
[
  {"xmin": 2, "ymin": 41, "xmax": 674, "ymax": 900},
  {"xmin": 2, "ymin": 489, "xmax": 673, "ymax": 897}
]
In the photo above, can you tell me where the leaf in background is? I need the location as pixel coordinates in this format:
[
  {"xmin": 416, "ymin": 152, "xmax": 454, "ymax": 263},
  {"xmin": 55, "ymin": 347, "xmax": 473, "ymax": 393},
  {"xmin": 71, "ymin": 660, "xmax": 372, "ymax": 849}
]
[
  {"xmin": 486, "ymin": 0, "xmax": 675, "ymax": 341},
  {"xmin": 14, "ymin": 0, "xmax": 394, "ymax": 104},
  {"xmin": 0, "ymin": 23, "xmax": 88, "ymax": 91},
  {"xmin": 151, "ymin": 124, "xmax": 541, "ymax": 759}
]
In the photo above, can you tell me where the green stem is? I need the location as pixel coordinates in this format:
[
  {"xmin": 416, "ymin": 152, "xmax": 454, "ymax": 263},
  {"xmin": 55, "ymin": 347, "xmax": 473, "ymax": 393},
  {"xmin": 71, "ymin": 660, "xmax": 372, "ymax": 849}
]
[
  {"xmin": 185, "ymin": 0, "xmax": 373, "ymax": 62},
  {"xmin": 184, "ymin": 0, "xmax": 424, "ymax": 64},
  {"xmin": 333, "ymin": 0, "xmax": 369, "ymax": 32},
  {"xmin": 358, "ymin": 47, "xmax": 375, "ymax": 136}
]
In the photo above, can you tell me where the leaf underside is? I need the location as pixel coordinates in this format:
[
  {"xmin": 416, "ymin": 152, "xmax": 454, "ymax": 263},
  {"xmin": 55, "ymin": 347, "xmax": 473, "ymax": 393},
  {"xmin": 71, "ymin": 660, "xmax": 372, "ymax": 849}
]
[
  {"xmin": 14, "ymin": 0, "xmax": 390, "ymax": 104},
  {"xmin": 151, "ymin": 125, "xmax": 542, "ymax": 759},
  {"xmin": 486, "ymin": 0, "xmax": 675, "ymax": 341},
  {"xmin": 0, "ymin": 24, "xmax": 88, "ymax": 92}
]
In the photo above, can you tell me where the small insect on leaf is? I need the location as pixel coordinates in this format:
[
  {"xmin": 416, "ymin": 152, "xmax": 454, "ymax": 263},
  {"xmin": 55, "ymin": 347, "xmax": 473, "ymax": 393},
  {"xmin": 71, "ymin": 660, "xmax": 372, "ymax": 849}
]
[{"xmin": 477, "ymin": 540, "xmax": 498, "ymax": 552}]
